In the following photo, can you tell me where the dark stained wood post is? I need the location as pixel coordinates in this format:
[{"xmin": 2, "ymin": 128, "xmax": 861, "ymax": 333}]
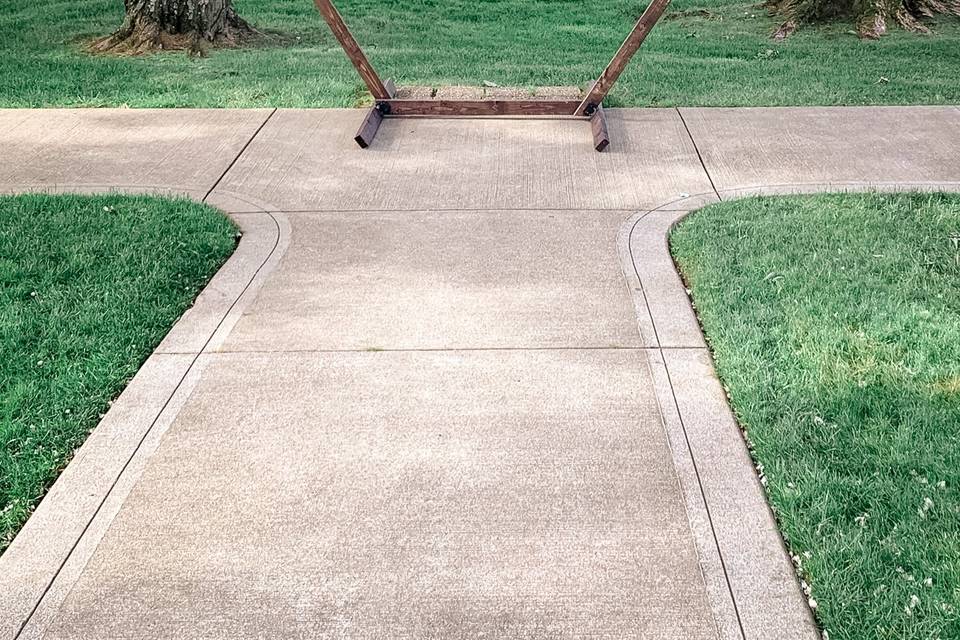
[
  {"xmin": 591, "ymin": 104, "xmax": 610, "ymax": 152},
  {"xmin": 313, "ymin": 0, "xmax": 391, "ymax": 100},
  {"xmin": 354, "ymin": 106, "xmax": 384, "ymax": 148},
  {"xmin": 312, "ymin": 0, "xmax": 671, "ymax": 151},
  {"xmin": 576, "ymin": 0, "xmax": 672, "ymax": 116}
]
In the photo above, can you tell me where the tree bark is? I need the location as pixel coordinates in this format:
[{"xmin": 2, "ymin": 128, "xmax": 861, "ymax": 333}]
[
  {"xmin": 768, "ymin": 0, "xmax": 960, "ymax": 37},
  {"xmin": 93, "ymin": 0, "xmax": 256, "ymax": 54}
]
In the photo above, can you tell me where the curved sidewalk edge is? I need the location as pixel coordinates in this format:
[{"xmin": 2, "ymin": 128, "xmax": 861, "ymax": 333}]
[
  {"xmin": 624, "ymin": 181, "xmax": 960, "ymax": 640},
  {"xmin": 0, "ymin": 192, "xmax": 289, "ymax": 640}
]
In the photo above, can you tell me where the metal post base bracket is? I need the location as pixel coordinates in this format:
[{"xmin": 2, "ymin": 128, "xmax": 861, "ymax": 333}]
[{"xmin": 315, "ymin": 0, "xmax": 670, "ymax": 152}]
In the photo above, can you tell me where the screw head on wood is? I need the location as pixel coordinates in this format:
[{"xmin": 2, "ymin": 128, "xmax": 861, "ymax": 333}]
[{"xmin": 376, "ymin": 101, "xmax": 392, "ymax": 115}]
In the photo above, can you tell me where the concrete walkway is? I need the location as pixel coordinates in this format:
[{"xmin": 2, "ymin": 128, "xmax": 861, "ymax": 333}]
[{"xmin": 2, "ymin": 106, "xmax": 958, "ymax": 640}]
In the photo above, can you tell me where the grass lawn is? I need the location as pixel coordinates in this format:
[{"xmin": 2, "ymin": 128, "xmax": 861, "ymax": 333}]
[
  {"xmin": 670, "ymin": 192, "xmax": 960, "ymax": 640},
  {"xmin": 0, "ymin": 193, "xmax": 236, "ymax": 554},
  {"xmin": 1, "ymin": 0, "xmax": 958, "ymax": 108}
]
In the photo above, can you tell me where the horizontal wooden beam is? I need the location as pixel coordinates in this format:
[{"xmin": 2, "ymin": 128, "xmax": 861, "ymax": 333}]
[{"xmin": 382, "ymin": 99, "xmax": 583, "ymax": 118}]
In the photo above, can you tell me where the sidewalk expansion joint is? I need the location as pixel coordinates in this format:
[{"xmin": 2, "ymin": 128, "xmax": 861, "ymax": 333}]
[
  {"xmin": 203, "ymin": 108, "xmax": 278, "ymax": 204},
  {"xmin": 677, "ymin": 107, "xmax": 721, "ymax": 202},
  {"xmin": 179, "ymin": 346, "xmax": 686, "ymax": 355}
]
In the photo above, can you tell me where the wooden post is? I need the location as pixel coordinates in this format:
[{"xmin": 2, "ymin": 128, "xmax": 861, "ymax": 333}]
[
  {"xmin": 575, "ymin": 0, "xmax": 671, "ymax": 116},
  {"xmin": 313, "ymin": 0, "xmax": 391, "ymax": 100},
  {"xmin": 591, "ymin": 105, "xmax": 610, "ymax": 152},
  {"xmin": 354, "ymin": 106, "xmax": 384, "ymax": 148},
  {"xmin": 312, "ymin": 0, "xmax": 671, "ymax": 151}
]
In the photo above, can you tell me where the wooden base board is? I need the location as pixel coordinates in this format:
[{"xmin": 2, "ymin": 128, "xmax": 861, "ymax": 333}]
[{"xmin": 353, "ymin": 98, "xmax": 610, "ymax": 152}]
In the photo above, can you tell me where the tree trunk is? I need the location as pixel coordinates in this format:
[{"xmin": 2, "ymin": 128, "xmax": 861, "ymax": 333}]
[
  {"xmin": 769, "ymin": 0, "xmax": 960, "ymax": 38},
  {"xmin": 93, "ymin": 0, "xmax": 256, "ymax": 54}
]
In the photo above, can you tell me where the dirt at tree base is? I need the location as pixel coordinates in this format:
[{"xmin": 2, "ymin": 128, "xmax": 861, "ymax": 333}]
[
  {"xmin": 90, "ymin": 5, "xmax": 258, "ymax": 56},
  {"xmin": 766, "ymin": 0, "xmax": 960, "ymax": 38}
]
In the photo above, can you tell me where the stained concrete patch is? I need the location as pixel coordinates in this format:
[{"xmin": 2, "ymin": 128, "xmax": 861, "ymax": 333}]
[
  {"xmin": 31, "ymin": 350, "xmax": 719, "ymax": 640},
  {"xmin": 220, "ymin": 209, "xmax": 642, "ymax": 352},
  {"xmin": 680, "ymin": 106, "xmax": 960, "ymax": 191},
  {"xmin": 0, "ymin": 109, "xmax": 271, "ymax": 195},
  {"xmin": 210, "ymin": 108, "xmax": 713, "ymax": 212}
]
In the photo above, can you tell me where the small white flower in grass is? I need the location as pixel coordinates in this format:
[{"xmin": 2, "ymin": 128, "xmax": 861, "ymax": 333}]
[
  {"xmin": 936, "ymin": 480, "xmax": 946, "ymax": 490},
  {"xmin": 923, "ymin": 577, "xmax": 933, "ymax": 588},
  {"xmin": 909, "ymin": 595, "xmax": 921, "ymax": 609},
  {"xmin": 855, "ymin": 512, "xmax": 869, "ymax": 527},
  {"xmin": 30, "ymin": 291, "xmax": 37, "ymax": 297}
]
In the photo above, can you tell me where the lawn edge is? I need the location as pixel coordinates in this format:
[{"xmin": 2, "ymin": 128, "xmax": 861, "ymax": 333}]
[
  {"xmin": 621, "ymin": 182, "xmax": 960, "ymax": 640},
  {"xmin": 0, "ymin": 201, "xmax": 288, "ymax": 640}
]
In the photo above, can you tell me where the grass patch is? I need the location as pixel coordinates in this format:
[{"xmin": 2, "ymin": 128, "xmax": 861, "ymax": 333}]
[
  {"xmin": 0, "ymin": 0, "xmax": 958, "ymax": 107},
  {"xmin": 0, "ymin": 193, "xmax": 236, "ymax": 554},
  {"xmin": 670, "ymin": 192, "xmax": 960, "ymax": 640}
]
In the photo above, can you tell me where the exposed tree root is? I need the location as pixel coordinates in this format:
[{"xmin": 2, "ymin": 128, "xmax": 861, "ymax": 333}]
[
  {"xmin": 766, "ymin": 0, "xmax": 960, "ymax": 38},
  {"xmin": 90, "ymin": 4, "xmax": 258, "ymax": 56}
]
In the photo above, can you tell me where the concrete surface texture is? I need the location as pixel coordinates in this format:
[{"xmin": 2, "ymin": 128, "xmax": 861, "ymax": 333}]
[{"xmin": 2, "ymin": 105, "xmax": 958, "ymax": 640}]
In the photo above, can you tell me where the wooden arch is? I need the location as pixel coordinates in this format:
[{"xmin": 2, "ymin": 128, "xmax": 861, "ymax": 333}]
[{"xmin": 314, "ymin": 0, "xmax": 671, "ymax": 151}]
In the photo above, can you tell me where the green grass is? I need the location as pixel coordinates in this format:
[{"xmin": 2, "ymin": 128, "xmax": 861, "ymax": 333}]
[
  {"xmin": 0, "ymin": 194, "xmax": 236, "ymax": 554},
  {"xmin": 1, "ymin": 0, "xmax": 958, "ymax": 107},
  {"xmin": 670, "ymin": 192, "xmax": 960, "ymax": 640}
]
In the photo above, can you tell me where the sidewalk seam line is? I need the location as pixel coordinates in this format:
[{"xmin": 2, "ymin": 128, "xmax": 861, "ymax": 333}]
[
  {"xmin": 181, "ymin": 346, "xmax": 694, "ymax": 354},
  {"xmin": 677, "ymin": 107, "xmax": 721, "ymax": 201},
  {"xmin": 14, "ymin": 212, "xmax": 282, "ymax": 639},
  {"xmin": 202, "ymin": 108, "xmax": 277, "ymax": 204},
  {"xmin": 660, "ymin": 351, "xmax": 748, "ymax": 640},
  {"xmin": 629, "ymin": 207, "xmax": 748, "ymax": 640},
  {"xmin": 226, "ymin": 206, "xmax": 702, "ymax": 214}
]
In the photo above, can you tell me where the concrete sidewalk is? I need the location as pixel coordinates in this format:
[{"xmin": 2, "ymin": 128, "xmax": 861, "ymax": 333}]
[{"xmin": 2, "ymin": 106, "xmax": 958, "ymax": 640}]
